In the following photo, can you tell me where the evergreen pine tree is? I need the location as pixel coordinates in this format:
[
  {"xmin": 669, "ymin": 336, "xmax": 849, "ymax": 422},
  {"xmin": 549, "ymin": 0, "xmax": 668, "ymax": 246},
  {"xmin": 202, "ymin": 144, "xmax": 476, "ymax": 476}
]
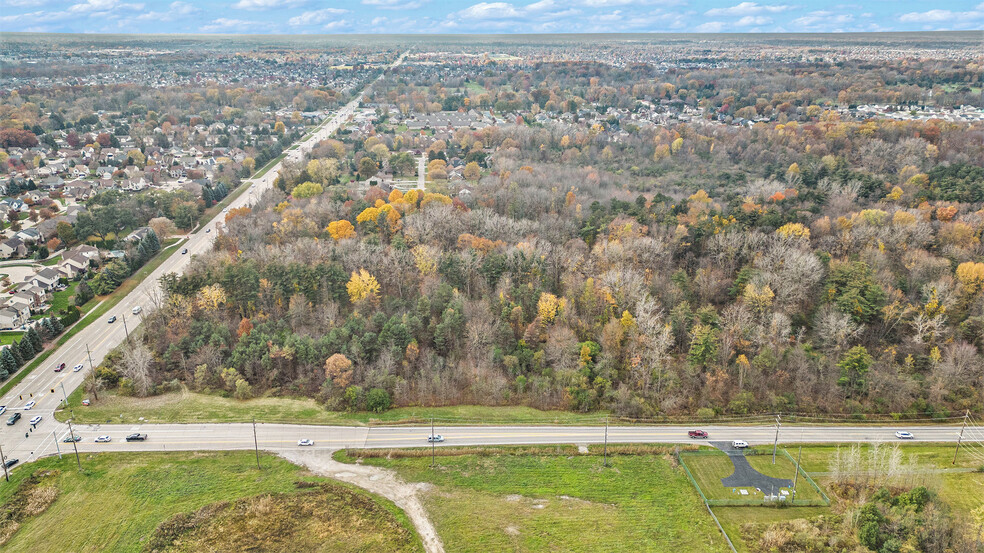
[
  {"xmin": 51, "ymin": 317, "xmax": 64, "ymax": 334},
  {"xmin": 144, "ymin": 229, "xmax": 160, "ymax": 253},
  {"xmin": 18, "ymin": 337, "xmax": 35, "ymax": 360},
  {"xmin": 42, "ymin": 317, "xmax": 56, "ymax": 337},
  {"xmin": 27, "ymin": 326, "xmax": 43, "ymax": 353},
  {"xmin": 0, "ymin": 348, "xmax": 17, "ymax": 376},
  {"xmin": 9, "ymin": 341, "xmax": 23, "ymax": 367}
]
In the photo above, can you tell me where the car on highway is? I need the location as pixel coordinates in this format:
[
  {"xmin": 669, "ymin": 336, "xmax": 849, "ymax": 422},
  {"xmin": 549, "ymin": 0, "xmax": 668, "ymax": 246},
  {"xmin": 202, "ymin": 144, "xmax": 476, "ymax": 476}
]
[
  {"xmin": 4, "ymin": 458, "xmax": 18, "ymax": 469},
  {"xmin": 895, "ymin": 431, "xmax": 914, "ymax": 440},
  {"xmin": 297, "ymin": 439, "xmax": 314, "ymax": 446},
  {"xmin": 108, "ymin": 316, "xmax": 117, "ymax": 324},
  {"xmin": 427, "ymin": 434, "xmax": 445, "ymax": 443},
  {"xmin": 73, "ymin": 363, "xmax": 84, "ymax": 372},
  {"xmin": 181, "ymin": 248, "xmax": 188, "ymax": 254},
  {"xmin": 24, "ymin": 400, "xmax": 35, "ymax": 410},
  {"xmin": 94, "ymin": 435, "xmax": 112, "ymax": 443},
  {"xmin": 125, "ymin": 433, "xmax": 147, "ymax": 442},
  {"xmin": 0, "ymin": 406, "xmax": 5, "ymax": 416},
  {"xmin": 29, "ymin": 415, "xmax": 42, "ymax": 425},
  {"xmin": 688, "ymin": 430, "xmax": 709, "ymax": 439},
  {"xmin": 54, "ymin": 362, "xmax": 66, "ymax": 372},
  {"xmin": 6, "ymin": 413, "xmax": 21, "ymax": 425},
  {"xmin": 732, "ymin": 440, "xmax": 749, "ymax": 449},
  {"xmin": 63, "ymin": 434, "xmax": 82, "ymax": 443},
  {"xmin": 132, "ymin": 306, "xmax": 142, "ymax": 315}
]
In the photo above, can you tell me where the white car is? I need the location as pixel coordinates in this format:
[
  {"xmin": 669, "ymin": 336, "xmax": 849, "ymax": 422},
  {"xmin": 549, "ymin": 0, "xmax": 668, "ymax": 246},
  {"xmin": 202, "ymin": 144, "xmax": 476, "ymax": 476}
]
[
  {"xmin": 73, "ymin": 363, "xmax": 85, "ymax": 372},
  {"xmin": 0, "ymin": 406, "xmax": 5, "ymax": 416},
  {"xmin": 732, "ymin": 440, "xmax": 749, "ymax": 449},
  {"xmin": 29, "ymin": 415, "xmax": 42, "ymax": 425},
  {"xmin": 297, "ymin": 439, "xmax": 314, "ymax": 446},
  {"xmin": 94, "ymin": 435, "xmax": 112, "ymax": 443},
  {"xmin": 24, "ymin": 400, "xmax": 36, "ymax": 410},
  {"xmin": 895, "ymin": 431, "xmax": 914, "ymax": 440},
  {"xmin": 427, "ymin": 434, "xmax": 445, "ymax": 443},
  {"xmin": 132, "ymin": 306, "xmax": 142, "ymax": 315}
]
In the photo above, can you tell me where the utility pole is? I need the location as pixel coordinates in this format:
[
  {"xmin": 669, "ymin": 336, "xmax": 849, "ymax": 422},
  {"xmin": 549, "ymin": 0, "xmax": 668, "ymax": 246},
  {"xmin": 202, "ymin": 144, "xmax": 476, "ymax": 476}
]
[
  {"xmin": 953, "ymin": 410, "xmax": 970, "ymax": 465},
  {"xmin": 603, "ymin": 416, "xmax": 609, "ymax": 467},
  {"xmin": 430, "ymin": 418, "xmax": 435, "ymax": 468},
  {"xmin": 66, "ymin": 419, "xmax": 81, "ymax": 470},
  {"xmin": 772, "ymin": 413, "xmax": 782, "ymax": 465},
  {"xmin": 86, "ymin": 343, "xmax": 98, "ymax": 400},
  {"xmin": 792, "ymin": 444, "xmax": 803, "ymax": 498},
  {"xmin": 53, "ymin": 431, "xmax": 62, "ymax": 458},
  {"xmin": 252, "ymin": 418, "xmax": 261, "ymax": 470},
  {"xmin": 121, "ymin": 313, "xmax": 130, "ymax": 342},
  {"xmin": 0, "ymin": 441, "xmax": 8, "ymax": 482},
  {"xmin": 59, "ymin": 382, "xmax": 69, "ymax": 408}
]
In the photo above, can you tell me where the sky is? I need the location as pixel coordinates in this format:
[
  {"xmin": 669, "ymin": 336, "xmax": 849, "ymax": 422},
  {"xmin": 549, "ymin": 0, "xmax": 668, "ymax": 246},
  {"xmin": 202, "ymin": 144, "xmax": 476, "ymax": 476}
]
[{"xmin": 1, "ymin": 0, "xmax": 983, "ymax": 35}]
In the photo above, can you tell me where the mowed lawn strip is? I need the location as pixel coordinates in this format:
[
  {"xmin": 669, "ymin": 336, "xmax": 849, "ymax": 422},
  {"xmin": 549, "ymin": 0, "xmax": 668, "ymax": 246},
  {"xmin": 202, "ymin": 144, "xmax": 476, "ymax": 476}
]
[
  {"xmin": 343, "ymin": 450, "xmax": 729, "ymax": 553},
  {"xmin": 58, "ymin": 387, "xmax": 609, "ymax": 425},
  {"xmin": 1, "ymin": 451, "xmax": 422, "ymax": 553}
]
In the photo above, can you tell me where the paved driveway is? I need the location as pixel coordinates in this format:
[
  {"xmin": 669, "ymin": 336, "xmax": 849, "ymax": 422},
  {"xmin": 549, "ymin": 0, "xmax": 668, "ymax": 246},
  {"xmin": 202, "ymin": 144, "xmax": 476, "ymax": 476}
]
[{"xmin": 710, "ymin": 441, "xmax": 793, "ymax": 492}]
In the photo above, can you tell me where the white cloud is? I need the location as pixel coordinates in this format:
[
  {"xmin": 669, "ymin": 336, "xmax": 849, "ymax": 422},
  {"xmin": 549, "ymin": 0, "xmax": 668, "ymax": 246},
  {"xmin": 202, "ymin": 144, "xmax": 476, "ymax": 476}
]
[
  {"xmin": 135, "ymin": 2, "xmax": 200, "ymax": 21},
  {"xmin": 323, "ymin": 19, "xmax": 350, "ymax": 30},
  {"xmin": 455, "ymin": 0, "xmax": 561, "ymax": 20},
  {"xmin": 705, "ymin": 2, "xmax": 792, "ymax": 16},
  {"xmin": 694, "ymin": 21, "xmax": 725, "ymax": 32},
  {"xmin": 67, "ymin": 0, "xmax": 145, "ymax": 16},
  {"xmin": 232, "ymin": 0, "xmax": 306, "ymax": 10},
  {"xmin": 898, "ymin": 10, "xmax": 957, "ymax": 22},
  {"xmin": 288, "ymin": 8, "xmax": 347, "ymax": 26},
  {"xmin": 199, "ymin": 17, "xmax": 262, "ymax": 31},
  {"xmin": 735, "ymin": 15, "xmax": 771, "ymax": 25},
  {"xmin": 791, "ymin": 10, "xmax": 853, "ymax": 28},
  {"xmin": 362, "ymin": 0, "xmax": 428, "ymax": 8}
]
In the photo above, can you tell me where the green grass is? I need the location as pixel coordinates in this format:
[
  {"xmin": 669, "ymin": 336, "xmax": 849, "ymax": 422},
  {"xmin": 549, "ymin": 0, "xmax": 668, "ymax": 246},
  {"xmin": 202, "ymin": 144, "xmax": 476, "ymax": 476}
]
[
  {"xmin": 57, "ymin": 387, "xmax": 610, "ymax": 425},
  {"xmin": 340, "ymin": 449, "xmax": 728, "ymax": 553},
  {"xmin": 682, "ymin": 449, "xmax": 823, "ymax": 503},
  {"xmin": 0, "ymin": 451, "xmax": 422, "ymax": 553},
  {"xmin": 793, "ymin": 443, "xmax": 983, "ymax": 472},
  {"xmin": 0, "ymin": 331, "xmax": 23, "ymax": 346},
  {"xmin": 464, "ymin": 81, "xmax": 487, "ymax": 94},
  {"xmin": 713, "ymin": 506, "xmax": 831, "ymax": 553},
  {"xmin": 48, "ymin": 281, "xmax": 77, "ymax": 312},
  {"xmin": 253, "ymin": 152, "xmax": 287, "ymax": 179},
  {"xmin": 39, "ymin": 255, "xmax": 61, "ymax": 266},
  {"xmin": 0, "ymin": 239, "xmax": 184, "ymax": 398}
]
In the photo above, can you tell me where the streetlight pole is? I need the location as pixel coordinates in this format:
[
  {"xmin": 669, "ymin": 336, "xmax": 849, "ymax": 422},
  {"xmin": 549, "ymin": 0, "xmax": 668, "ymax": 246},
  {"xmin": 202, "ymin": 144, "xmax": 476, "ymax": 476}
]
[
  {"xmin": 0, "ymin": 441, "xmax": 8, "ymax": 482},
  {"xmin": 252, "ymin": 418, "xmax": 261, "ymax": 470},
  {"xmin": 772, "ymin": 413, "xmax": 782, "ymax": 465},
  {"xmin": 953, "ymin": 410, "xmax": 970, "ymax": 465},
  {"xmin": 603, "ymin": 416, "xmax": 609, "ymax": 467},
  {"xmin": 86, "ymin": 342, "xmax": 98, "ymax": 401},
  {"xmin": 53, "ymin": 431, "xmax": 62, "ymax": 458},
  {"xmin": 121, "ymin": 313, "xmax": 130, "ymax": 342},
  {"xmin": 66, "ymin": 419, "xmax": 81, "ymax": 470}
]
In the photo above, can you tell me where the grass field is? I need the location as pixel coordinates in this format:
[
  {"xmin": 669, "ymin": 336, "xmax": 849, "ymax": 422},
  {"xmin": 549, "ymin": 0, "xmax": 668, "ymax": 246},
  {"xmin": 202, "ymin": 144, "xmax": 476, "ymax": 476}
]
[
  {"xmin": 713, "ymin": 506, "xmax": 831, "ymax": 553},
  {"xmin": 0, "ymin": 331, "xmax": 23, "ymax": 346},
  {"xmin": 48, "ymin": 281, "xmax": 77, "ymax": 312},
  {"xmin": 57, "ymin": 388, "xmax": 611, "ymax": 425},
  {"xmin": 0, "ymin": 451, "xmax": 422, "ymax": 553},
  {"xmin": 339, "ymin": 448, "xmax": 728, "ymax": 553},
  {"xmin": 682, "ymin": 449, "xmax": 823, "ymax": 503}
]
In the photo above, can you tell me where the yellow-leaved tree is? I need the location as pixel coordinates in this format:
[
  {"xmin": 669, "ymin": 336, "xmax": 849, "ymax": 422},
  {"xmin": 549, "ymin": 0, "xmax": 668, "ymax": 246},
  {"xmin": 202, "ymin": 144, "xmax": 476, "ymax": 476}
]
[
  {"xmin": 776, "ymin": 222, "xmax": 810, "ymax": 240},
  {"xmin": 347, "ymin": 269, "xmax": 380, "ymax": 306},
  {"xmin": 956, "ymin": 262, "xmax": 984, "ymax": 295},
  {"xmin": 537, "ymin": 293, "xmax": 562, "ymax": 323},
  {"xmin": 326, "ymin": 220, "xmax": 355, "ymax": 241},
  {"xmin": 196, "ymin": 284, "xmax": 228, "ymax": 311}
]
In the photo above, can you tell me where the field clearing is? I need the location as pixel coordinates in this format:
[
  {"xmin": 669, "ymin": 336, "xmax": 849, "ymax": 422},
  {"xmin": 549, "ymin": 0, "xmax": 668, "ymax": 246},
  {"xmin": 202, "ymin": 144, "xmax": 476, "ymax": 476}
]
[
  {"xmin": 0, "ymin": 451, "xmax": 422, "ymax": 553},
  {"xmin": 341, "ymin": 449, "xmax": 728, "ymax": 553},
  {"xmin": 58, "ymin": 388, "xmax": 610, "ymax": 425}
]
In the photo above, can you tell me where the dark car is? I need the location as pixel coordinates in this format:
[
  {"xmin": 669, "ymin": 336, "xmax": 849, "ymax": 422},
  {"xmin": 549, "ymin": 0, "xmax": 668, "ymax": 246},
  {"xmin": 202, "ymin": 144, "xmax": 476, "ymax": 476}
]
[
  {"xmin": 125, "ymin": 433, "xmax": 147, "ymax": 442},
  {"xmin": 688, "ymin": 430, "xmax": 709, "ymax": 439},
  {"xmin": 108, "ymin": 316, "xmax": 117, "ymax": 324},
  {"xmin": 181, "ymin": 248, "xmax": 188, "ymax": 254},
  {"xmin": 4, "ymin": 458, "xmax": 18, "ymax": 469},
  {"xmin": 6, "ymin": 413, "xmax": 21, "ymax": 425},
  {"xmin": 63, "ymin": 434, "xmax": 82, "ymax": 443}
]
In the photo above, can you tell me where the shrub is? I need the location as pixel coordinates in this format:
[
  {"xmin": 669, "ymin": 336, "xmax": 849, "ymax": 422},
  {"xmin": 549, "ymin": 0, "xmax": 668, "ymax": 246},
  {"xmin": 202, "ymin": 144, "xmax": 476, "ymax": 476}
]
[{"xmin": 365, "ymin": 388, "xmax": 391, "ymax": 413}]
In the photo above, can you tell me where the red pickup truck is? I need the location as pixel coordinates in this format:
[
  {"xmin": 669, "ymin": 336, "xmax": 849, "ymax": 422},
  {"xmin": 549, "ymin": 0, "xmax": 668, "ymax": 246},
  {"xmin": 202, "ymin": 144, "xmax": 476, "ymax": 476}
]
[{"xmin": 688, "ymin": 430, "xmax": 708, "ymax": 439}]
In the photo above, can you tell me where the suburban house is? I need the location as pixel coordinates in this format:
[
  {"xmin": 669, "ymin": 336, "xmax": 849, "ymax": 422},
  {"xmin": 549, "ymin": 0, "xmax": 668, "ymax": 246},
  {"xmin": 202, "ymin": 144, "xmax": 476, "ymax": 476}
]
[
  {"xmin": 31, "ymin": 267, "xmax": 61, "ymax": 291},
  {"xmin": 15, "ymin": 228, "xmax": 41, "ymax": 243},
  {"xmin": 57, "ymin": 253, "xmax": 89, "ymax": 279},
  {"xmin": 125, "ymin": 226, "xmax": 152, "ymax": 242},
  {"xmin": 0, "ymin": 238, "xmax": 27, "ymax": 259},
  {"xmin": 0, "ymin": 306, "xmax": 28, "ymax": 330},
  {"xmin": 8, "ymin": 293, "xmax": 35, "ymax": 314}
]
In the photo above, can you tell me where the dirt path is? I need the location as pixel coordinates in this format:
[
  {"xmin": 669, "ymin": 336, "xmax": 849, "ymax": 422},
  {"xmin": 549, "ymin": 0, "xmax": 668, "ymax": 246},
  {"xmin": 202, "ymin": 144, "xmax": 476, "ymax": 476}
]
[{"xmin": 279, "ymin": 450, "xmax": 445, "ymax": 553}]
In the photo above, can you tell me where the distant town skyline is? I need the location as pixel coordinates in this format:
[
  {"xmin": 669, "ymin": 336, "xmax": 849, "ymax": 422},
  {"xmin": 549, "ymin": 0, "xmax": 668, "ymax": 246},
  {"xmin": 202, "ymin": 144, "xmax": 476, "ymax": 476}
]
[{"xmin": 1, "ymin": 0, "xmax": 982, "ymax": 35}]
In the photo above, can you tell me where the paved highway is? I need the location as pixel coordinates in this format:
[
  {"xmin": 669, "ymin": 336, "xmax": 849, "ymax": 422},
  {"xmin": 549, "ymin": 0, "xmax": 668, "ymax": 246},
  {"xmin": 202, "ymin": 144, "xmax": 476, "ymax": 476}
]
[
  {"xmin": 0, "ymin": 53, "xmax": 407, "ymax": 464},
  {"xmin": 18, "ymin": 423, "xmax": 966, "ymax": 461}
]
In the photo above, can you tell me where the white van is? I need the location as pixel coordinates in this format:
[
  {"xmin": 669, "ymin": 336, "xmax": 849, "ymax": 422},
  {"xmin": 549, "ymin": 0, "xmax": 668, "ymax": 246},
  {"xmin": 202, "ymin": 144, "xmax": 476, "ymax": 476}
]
[{"xmin": 732, "ymin": 440, "xmax": 749, "ymax": 449}]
